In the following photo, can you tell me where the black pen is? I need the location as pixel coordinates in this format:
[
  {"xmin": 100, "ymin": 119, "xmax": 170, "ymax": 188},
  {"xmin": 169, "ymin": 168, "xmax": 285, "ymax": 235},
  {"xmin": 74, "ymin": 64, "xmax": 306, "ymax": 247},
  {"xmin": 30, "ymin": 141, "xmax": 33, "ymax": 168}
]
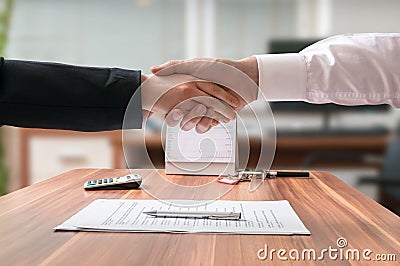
[{"xmin": 266, "ymin": 171, "xmax": 310, "ymax": 178}]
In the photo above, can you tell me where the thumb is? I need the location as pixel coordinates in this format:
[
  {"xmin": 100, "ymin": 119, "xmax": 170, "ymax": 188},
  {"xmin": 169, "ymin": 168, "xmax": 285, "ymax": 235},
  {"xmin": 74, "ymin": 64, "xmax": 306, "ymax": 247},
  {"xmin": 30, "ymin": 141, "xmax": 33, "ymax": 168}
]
[
  {"xmin": 151, "ymin": 59, "xmax": 184, "ymax": 75},
  {"xmin": 165, "ymin": 108, "xmax": 184, "ymax": 127}
]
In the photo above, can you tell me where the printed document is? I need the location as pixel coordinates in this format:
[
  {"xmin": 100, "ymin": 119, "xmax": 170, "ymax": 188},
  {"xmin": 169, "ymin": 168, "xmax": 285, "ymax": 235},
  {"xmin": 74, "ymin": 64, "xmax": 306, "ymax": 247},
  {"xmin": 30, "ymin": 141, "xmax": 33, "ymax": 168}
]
[
  {"xmin": 54, "ymin": 199, "xmax": 310, "ymax": 235},
  {"xmin": 165, "ymin": 121, "xmax": 236, "ymax": 175},
  {"xmin": 166, "ymin": 121, "xmax": 235, "ymax": 163}
]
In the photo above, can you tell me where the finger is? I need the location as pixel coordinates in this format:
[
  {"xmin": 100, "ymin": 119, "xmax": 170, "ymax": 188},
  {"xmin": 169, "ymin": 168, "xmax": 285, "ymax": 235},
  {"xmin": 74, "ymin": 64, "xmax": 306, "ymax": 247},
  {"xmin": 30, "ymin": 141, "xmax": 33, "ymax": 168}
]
[
  {"xmin": 221, "ymin": 86, "xmax": 247, "ymax": 110},
  {"xmin": 196, "ymin": 81, "xmax": 240, "ymax": 108},
  {"xmin": 196, "ymin": 109, "xmax": 215, "ymax": 134},
  {"xmin": 170, "ymin": 100, "xmax": 198, "ymax": 113},
  {"xmin": 208, "ymin": 111, "xmax": 230, "ymax": 124},
  {"xmin": 170, "ymin": 86, "xmax": 236, "ymax": 123},
  {"xmin": 151, "ymin": 60, "xmax": 184, "ymax": 75},
  {"xmin": 142, "ymin": 110, "xmax": 154, "ymax": 120},
  {"xmin": 180, "ymin": 104, "xmax": 207, "ymax": 131},
  {"xmin": 151, "ymin": 58, "xmax": 213, "ymax": 76},
  {"xmin": 211, "ymin": 119, "xmax": 219, "ymax": 127},
  {"xmin": 174, "ymin": 100, "xmax": 230, "ymax": 125},
  {"xmin": 193, "ymin": 95, "xmax": 236, "ymax": 122},
  {"xmin": 165, "ymin": 109, "xmax": 184, "ymax": 127},
  {"xmin": 185, "ymin": 107, "xmax": 229, "ymax": 125}
]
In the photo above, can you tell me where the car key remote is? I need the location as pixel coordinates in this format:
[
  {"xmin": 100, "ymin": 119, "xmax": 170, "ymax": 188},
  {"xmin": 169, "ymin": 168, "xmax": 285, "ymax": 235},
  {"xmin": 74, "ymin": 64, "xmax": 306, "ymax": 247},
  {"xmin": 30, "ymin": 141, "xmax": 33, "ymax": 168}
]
[{"xmin": 84, "ymin": 174, "xmax": 141, "ymax": 190}]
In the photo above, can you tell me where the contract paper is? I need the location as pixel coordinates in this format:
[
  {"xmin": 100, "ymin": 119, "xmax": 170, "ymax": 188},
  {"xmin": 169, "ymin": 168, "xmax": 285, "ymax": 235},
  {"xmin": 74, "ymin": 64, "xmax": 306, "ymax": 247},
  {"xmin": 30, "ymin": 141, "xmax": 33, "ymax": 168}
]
[{"xmin": 54, "ymin": 199, "xmax": 310, "ymax": 235}]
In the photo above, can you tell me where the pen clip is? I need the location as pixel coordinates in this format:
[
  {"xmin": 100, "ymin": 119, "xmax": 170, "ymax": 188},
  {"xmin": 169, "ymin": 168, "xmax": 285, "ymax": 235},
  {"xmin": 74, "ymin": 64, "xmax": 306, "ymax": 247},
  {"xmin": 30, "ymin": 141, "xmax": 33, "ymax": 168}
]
[{"xmin": 208, "ymin": 213, "xmax": 241, "ymax": 220}]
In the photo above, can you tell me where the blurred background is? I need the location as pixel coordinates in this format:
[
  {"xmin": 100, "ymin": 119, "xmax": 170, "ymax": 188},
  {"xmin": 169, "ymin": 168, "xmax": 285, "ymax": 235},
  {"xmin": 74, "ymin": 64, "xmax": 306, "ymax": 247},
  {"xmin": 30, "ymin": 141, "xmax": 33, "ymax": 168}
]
[{"xmin": 0, "ymin": 0, "xmax": 399, "ymax": 214}]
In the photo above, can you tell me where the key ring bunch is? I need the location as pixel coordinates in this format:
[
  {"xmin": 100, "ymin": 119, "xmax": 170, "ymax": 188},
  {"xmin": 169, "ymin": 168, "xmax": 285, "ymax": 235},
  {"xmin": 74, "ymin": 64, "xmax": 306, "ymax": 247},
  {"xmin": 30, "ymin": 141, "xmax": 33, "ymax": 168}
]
[{"xmin": 227, "ymin": 170, "xmax": 268, "ymax": 182}]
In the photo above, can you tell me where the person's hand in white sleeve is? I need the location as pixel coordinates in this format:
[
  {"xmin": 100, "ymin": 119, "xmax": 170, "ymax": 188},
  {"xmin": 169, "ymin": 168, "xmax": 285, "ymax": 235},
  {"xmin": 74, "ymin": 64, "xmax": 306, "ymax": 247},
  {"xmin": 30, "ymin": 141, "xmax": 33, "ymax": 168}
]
[{"xmin": 150, "ymin": 57, "xmax": 260, "ymax": 132}]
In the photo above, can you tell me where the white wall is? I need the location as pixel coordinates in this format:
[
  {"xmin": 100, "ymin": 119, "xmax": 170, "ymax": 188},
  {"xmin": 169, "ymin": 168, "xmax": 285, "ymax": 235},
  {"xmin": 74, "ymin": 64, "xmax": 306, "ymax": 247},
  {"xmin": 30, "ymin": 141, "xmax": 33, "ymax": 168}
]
[
  {"xmin": 7, "ymin": 0, "xmax": 185, "ymax": 72},
  {"xmin": 331, "ymin": 0, "xmax": 400, "ymax": 34},
  {"xmin": 5, "ymin": 0, "xmax": 400, "ymax": 198}
]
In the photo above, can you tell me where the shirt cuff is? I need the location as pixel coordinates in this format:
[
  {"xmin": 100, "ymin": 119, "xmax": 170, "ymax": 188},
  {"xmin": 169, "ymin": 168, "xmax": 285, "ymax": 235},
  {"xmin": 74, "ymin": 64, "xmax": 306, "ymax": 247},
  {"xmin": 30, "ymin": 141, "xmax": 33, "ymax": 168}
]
[{"xmin": 254, "ymin": 53, "xmax": 307, "ymax": 101}]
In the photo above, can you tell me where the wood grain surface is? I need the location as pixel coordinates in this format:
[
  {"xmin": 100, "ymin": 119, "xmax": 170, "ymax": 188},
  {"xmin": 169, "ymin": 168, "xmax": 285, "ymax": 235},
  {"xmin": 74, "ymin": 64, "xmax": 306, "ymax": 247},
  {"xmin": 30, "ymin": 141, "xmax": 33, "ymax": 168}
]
[{"xmin": 0, "ymin": 169, "xmax": 398, "ymax": 265}]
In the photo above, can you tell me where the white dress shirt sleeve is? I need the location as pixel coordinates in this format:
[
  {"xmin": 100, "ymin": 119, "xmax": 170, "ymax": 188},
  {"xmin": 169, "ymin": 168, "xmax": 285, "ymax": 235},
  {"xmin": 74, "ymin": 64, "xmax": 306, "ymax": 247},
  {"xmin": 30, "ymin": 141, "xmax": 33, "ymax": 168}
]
[{"xmin": 255, "ymin": 33, "xmax": 400, "ymax": 107}]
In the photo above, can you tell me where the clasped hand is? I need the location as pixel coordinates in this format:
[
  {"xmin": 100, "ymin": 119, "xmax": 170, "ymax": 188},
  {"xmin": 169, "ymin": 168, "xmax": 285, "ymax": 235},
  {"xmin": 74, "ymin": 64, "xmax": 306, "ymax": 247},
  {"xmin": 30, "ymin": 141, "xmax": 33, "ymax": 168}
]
[{"xmin": 141, "ymin": 56, "xmax": 259, "ymax": 133}]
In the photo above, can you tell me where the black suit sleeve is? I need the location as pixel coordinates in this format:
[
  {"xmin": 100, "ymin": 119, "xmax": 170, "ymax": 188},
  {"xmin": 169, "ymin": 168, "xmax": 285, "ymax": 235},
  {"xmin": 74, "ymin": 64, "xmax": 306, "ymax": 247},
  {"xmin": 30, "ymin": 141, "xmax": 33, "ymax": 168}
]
[{"xmin": 0, "ymin": 58, "xmax": 142, "ymax": 131}]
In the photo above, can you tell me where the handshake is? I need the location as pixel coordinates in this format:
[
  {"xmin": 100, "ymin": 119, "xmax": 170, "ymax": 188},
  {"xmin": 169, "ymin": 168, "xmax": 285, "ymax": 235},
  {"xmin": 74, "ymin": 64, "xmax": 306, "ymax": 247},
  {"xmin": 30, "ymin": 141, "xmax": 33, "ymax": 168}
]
[{"xmin": 140, "ymin": 56, "xmax": 260, "ymax": 133}]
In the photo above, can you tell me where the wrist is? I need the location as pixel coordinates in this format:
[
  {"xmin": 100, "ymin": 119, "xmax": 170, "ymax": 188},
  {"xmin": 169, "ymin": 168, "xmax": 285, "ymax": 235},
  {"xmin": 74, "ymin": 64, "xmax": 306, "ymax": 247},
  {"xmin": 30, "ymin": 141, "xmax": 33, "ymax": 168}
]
[
  {"xmin": 237, "ymin": 56, "xmax": 259, "ymax": 86},
  {"xmin": 140, "ymin": 74, "xmax": 152, "ymax": 111},
  {"xmin": 141, "ymin": 74, "xmax": 148, "ymax": 84}
]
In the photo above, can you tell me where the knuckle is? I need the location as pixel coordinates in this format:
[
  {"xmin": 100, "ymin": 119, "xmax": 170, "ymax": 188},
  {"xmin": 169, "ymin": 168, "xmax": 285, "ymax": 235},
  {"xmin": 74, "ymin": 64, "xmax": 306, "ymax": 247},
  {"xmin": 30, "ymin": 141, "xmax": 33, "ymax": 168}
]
[
  {"xmin": 211, "ymin": 84, "xmax": 220, "ymax": 94},
  {"xmin": 179, "ymin": 84, "xmax": 192, "ymax": 93},
  {"xmin": 179, "ymin": 84, "xmax": 197, "ymax": 99}
]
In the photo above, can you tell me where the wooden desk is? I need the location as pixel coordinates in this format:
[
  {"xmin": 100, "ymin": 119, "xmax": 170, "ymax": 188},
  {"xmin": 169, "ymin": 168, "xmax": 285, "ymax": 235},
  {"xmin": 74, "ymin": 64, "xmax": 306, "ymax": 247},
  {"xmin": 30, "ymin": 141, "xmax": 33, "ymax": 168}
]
[{"xmin": 1, "ymin": 169, "xmax": 398, "ymax": 265}]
